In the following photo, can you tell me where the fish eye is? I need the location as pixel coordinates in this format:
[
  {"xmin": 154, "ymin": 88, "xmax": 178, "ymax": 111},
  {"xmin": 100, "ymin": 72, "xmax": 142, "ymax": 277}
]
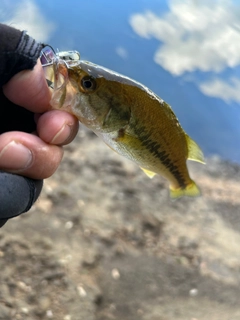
[{"xmin": 80, "ymin": 76, "xmax": 97, "ymax": 92}]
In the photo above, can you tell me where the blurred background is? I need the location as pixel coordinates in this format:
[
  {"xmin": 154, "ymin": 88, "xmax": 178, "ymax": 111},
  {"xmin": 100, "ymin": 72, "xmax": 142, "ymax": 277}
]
[
  {"xmin": 1, "ymin": 1, "xmax": 240, "ymax": 320},
  {"xmin": 2, "ymin": 0, "xmax": 240, "ymax": 162}
]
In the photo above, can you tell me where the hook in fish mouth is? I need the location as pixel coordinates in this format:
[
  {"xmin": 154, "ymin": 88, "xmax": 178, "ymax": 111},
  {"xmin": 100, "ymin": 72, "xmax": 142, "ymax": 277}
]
[
  {"xmin": 40, "ymin": 45, "xmax": 56, "ymax": 67},
  {"xmin": 40, "ymin": 46, "xmax": 80, "ymax": 67},
  {"xmin": 40, "ymin": 46, "xmax": 81, "ymax": 88}
]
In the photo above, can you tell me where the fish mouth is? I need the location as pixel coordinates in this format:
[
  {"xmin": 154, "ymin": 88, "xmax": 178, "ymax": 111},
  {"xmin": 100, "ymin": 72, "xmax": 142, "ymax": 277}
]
[{"xmin": 41, "ymin": 47, "xmax": 81, "ymax": 90}]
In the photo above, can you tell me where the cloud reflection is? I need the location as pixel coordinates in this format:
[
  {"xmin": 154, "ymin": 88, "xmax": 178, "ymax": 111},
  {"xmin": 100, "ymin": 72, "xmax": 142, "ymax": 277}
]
[
  {"xmin": 129, "ymin": 0, "xmax": 240, "ymax": 102},
  {"xmin": 2, "ymin": 0, "xmax": 55, "ymax": 42}
]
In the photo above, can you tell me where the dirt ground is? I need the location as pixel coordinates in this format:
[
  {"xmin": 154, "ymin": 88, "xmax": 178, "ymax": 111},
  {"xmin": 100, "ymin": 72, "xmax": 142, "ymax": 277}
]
[{"xmin": 0, "ymin": 127, "xmax": 240, "ymax": 320}]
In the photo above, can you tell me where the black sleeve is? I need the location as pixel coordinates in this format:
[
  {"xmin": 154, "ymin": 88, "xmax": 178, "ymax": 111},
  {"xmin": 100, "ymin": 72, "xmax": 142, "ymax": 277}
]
[
  {"xmin": 0, "ymin": 24, "xmax": 45, "ymax": 227},
  {"xmin": 0, "ymin": 172, "xmax": 43, "ymax": 227},
  {"xmin": 0, "ymin": 23, "xmax": 44, "ymax": 86}
]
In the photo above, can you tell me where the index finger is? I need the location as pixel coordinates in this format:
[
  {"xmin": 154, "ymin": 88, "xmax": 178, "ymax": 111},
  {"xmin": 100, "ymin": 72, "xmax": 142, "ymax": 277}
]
[{"xmin": 3, "ymin": 59, "xmax": 51, "ymax": 113}]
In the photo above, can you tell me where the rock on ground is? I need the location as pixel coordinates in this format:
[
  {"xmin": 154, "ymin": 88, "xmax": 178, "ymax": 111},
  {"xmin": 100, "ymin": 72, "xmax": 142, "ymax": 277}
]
[{"xmin": 0, "ymin": 128, "xmax": 240, "ymax": 320}]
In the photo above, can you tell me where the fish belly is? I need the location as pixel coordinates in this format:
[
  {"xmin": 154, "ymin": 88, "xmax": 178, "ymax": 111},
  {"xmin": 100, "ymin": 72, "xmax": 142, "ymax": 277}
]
[{"xmin": 97, "ymin": 129, "xmax": 191, "ymax": 190}]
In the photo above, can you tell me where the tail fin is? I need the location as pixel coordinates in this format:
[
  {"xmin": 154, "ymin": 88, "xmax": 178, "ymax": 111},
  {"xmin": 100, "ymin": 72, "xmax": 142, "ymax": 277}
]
[{"xmin": 170, "ymin": 180, "xmax": 201, "ymax": 200}]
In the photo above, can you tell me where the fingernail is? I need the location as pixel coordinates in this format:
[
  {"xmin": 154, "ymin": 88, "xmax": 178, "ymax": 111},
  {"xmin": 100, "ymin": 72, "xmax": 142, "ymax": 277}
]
[
  {"xmin": 0, "ymin": 141, "xmax": 33, "ymax": 170},
  {"xmin": 50, "ymin": 124, "xmax": 73, "ymax": 145}
]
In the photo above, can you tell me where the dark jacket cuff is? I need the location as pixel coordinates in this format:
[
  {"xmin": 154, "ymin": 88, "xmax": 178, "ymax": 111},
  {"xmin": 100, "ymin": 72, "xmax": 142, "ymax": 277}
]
[{"xmin": 0, "ymin": 23, "xmax": 44, "ymax": 86}]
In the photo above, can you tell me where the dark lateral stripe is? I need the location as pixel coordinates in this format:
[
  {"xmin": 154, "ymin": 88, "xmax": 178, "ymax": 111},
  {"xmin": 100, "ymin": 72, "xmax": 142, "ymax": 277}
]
[{"xmin": 134, "ymin": 124, "xmax": 186, "ymax": 187}]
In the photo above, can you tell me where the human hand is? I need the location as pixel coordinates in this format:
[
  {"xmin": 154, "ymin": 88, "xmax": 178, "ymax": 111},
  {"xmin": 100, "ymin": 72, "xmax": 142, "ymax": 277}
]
[
  {"xmin": 0, "ymin": 59, "xmax": 79, "ymax": 227},
  {"xmin": 1, "ymin": 59, "xmax": 79, "ymax": 179},
  {"xmin": 0, "ymin": 23, "xmax": 79, "ymax": 227}
]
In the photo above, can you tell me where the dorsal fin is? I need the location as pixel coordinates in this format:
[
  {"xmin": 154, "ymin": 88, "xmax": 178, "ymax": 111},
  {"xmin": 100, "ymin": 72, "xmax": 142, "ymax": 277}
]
[{"xmin": 185, "ymin": 135, "xmax": 205, "ymax": 164}]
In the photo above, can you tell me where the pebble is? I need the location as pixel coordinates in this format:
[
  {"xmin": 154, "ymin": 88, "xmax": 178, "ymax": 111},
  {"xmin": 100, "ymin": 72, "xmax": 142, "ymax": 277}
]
[{"xmin": 111, "ymin": 268, "xmax": 120, "ymax": 280}]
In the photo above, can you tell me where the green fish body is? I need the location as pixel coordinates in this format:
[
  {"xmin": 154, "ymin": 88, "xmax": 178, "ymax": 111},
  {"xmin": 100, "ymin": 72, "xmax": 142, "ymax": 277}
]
[{"xmin": 50, "ymin": 59, "xmax": 204, "ymax": 199}]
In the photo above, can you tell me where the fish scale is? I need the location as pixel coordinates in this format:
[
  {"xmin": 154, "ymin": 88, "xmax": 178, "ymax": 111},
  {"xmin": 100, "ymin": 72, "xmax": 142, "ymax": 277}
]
[{"xmin": 50, "ymin": 58, "xmax": 204, "ymax": 199}]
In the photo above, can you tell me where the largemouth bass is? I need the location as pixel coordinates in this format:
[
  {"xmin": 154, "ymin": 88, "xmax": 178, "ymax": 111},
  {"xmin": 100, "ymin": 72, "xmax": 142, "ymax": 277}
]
[{"xmin": 50, "ymin": 58, "xmax": 204, "ymax": 199}]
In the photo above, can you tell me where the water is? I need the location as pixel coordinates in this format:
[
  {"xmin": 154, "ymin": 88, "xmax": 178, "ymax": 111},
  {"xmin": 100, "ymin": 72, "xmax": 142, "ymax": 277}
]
[{"xmin": 2, "ymin": 0, "xmax": 240, "ymax": 162}]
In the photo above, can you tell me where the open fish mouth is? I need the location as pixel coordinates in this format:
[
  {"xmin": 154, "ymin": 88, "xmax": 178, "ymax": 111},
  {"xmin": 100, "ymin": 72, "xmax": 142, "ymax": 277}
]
[{"xmin": 40, "ymin": 46, "xmax": 81, "ymax": 88}]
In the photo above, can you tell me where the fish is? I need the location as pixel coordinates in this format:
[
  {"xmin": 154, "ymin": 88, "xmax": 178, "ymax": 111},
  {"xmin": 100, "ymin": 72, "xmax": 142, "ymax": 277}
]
[{"xmin": 49, "ymin": 57, "xmax": 205, "ymax": 199}]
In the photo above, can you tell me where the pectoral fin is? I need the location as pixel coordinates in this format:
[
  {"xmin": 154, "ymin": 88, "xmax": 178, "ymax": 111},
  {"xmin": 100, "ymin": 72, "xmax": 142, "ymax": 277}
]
[
  {"xmin": 186, "ymin": 135, "xmax": 205, "ymax": 164},
  {"xmin": 140, "ymin": 167, "xmax": 156, "ymax": 179},
  {"xmin": 115, "ymin": 129, "xmax": 141, "ymax": 145}
]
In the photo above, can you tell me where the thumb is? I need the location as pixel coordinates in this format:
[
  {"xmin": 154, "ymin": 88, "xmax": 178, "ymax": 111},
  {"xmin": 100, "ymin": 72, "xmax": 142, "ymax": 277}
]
[{"xmin": 3, "ymin": 59, "xmax": 51, "ymax": 113}]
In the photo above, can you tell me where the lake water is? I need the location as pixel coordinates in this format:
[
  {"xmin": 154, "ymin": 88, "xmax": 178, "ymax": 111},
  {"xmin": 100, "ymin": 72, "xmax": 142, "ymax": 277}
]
[{"xmin": 2, "ymin": 0, "xmax": 240, "ymax": 162}]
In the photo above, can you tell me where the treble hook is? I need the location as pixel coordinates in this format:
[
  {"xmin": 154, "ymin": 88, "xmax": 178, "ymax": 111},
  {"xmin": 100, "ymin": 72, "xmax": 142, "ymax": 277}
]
[{"xmin": 40, "ymin": 46, "xmax": 81, "ymax": 88}]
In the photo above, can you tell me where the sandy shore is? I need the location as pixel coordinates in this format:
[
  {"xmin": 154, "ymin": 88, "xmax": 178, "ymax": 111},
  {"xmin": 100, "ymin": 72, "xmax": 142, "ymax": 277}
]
[{"xmin": 0, "ymin": 128, "xmax": 240, "ymax": 320}]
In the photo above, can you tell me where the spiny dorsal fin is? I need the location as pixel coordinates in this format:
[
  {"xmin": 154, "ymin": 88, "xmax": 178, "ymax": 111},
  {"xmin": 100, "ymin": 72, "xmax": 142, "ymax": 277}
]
[{"xmin": 185, "ymin": 135, "xmax": 205, "ymax": 164}]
